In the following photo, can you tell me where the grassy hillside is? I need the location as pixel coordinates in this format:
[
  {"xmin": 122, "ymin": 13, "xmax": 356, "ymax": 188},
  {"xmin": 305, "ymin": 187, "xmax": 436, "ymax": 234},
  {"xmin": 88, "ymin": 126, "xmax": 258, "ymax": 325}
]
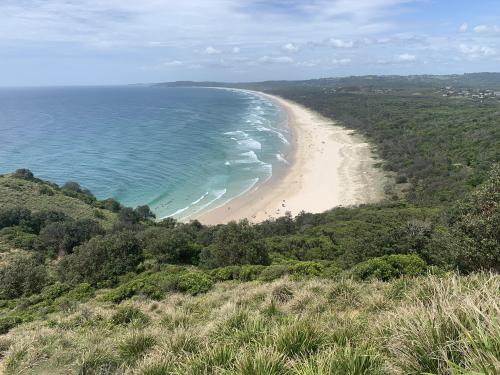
[
  {"xmin": 0, "ymin": 174, "xmax": 116, "ymax": 228},
  {"xmin": 1, "ymin": 273, "xmax": 498, "ymax": 374}
]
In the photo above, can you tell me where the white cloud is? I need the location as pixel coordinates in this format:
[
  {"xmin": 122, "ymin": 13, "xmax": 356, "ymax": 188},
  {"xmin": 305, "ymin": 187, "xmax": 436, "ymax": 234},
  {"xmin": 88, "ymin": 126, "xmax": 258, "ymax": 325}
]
[
  {"xmin": 232, "ymin": 47, "xmax": 240, "ymax": 53},
  {"xmin": 258, "ymin": 56, "xmax": 294, "ymax": 64},
  {"xmin": 396, "ymin": 53, "xmax": 416, "ymax": 61},
  {"xmin": 203, "ymin": 46, "xmax": 221, "ymax": 55},
  {"xmin": 459, "ymin": 44, "xmax": 497, "ymax": 58},
  {"xmin": 474, "ymin": 25, "xmax": 488, "ymax": 33},
  {"xmin": 161, "ymin": 60, "xmax": 184, "ymax": 67},
  {"xmin": 282, "ymin": 43, "xmax": 299, "ymax": 52},
  {"xmin": 327, "ymin": 38, "xmax": 354, "ymax": 48},
  {"xmin": 473, "ymin": 24, "xmax": 499, "ymax": 33},
  {"xmin": 297, "ymin": 59, "xmax": 321, "ymax": 67},
  {"xmin": 459, "ymin": 23, "xmax": 468, "ymax": 32},
  {"xmin": 332, "ymin": 58, "xmax": 351, "ymax": 64}
]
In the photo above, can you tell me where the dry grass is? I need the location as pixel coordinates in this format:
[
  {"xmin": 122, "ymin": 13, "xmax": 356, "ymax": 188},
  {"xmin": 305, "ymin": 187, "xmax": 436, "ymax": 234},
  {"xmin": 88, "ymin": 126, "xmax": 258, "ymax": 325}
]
[{"xmin": 0, "ymin": 273, "xmax": 498, "ymax": 374}]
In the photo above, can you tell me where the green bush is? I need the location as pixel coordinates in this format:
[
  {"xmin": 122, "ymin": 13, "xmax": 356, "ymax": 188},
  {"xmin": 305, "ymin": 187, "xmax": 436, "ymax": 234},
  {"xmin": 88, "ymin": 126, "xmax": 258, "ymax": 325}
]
[
  {"xmin": 353, "ymin": 254, "xmax": 427, "ymax": 281},
  {"xmin": 57, "ymin": 231, "xmax": 143, "ymax": 286},
  {"xmin": 291, "ymin": 261, "xmax": 324, "ymax": 278},
  {"xmin": 13, "ymin": 169, "xmax": 34, "ymax": 181},
  {"xmin": 111, "ymin": 306, "xmax": 149, "ymax": 326},
  {"xmin": 176, "ymin": 272, "xmax": 213, "ymax": 295},
  {"xmin": 199, "ymin": 220, "xmax": 270, "ymax": 268},
  {"xmin": 238, "ymin": 265, "xmax": 266, "ymax": 281},
  {"xmin": 210, "ymin": 266, "xmax": 242, "ymax": 282},
  {"xmin": 0, "ymin": 316, "xmax": 22, "ymax": 334},
  {"xmin": 0, "ymin": 254, "xmax": 48, "ymax": 299},
  {"xmin": 258, "ymin": 264, "xmax": 292, "ymax": 281}
]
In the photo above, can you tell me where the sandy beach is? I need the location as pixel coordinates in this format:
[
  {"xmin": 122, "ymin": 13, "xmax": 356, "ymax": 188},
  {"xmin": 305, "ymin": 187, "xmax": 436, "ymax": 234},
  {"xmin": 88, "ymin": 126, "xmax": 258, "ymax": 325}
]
[{"xmin": 196, "ymin": 90, "xmax": 386, "ymax": 225}]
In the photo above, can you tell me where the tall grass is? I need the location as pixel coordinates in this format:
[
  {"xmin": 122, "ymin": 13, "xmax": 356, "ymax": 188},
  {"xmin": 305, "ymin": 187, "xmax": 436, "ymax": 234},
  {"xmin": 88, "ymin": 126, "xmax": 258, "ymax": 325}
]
[{"xmin": 1, "ymin": 273, "xmax": 498, "ymax": 375}]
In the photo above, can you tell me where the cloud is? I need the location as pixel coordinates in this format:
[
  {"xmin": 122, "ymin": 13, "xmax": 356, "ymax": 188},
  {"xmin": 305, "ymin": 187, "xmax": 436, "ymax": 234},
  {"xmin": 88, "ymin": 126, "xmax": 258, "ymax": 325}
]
[
  {"xmin": 232, "ymin": 47, "xmax": 240, "ymax": 53},
  {"xmin": 258, "ymin": 56, "xmax": 294, "ymax": 64},
  {"xmin": 459, "ymin": 44, "xmax": 497, "ymax": 58},
  {"xmin": 297, "ymin": 59, "xmax": 321, "ymax": 67},
  {"xmin": 282, "ymin": 43, "xmax": 299, "ymax": 52},
  {"xmin": 327, "ymin": 38, "xmax": 354, "ymax": 48},
  {"xmin": 396, "ymin": 53, "xmax": 416, "ymax": 61},
  {"xmin": 473, "ymin": 24, "xmax": 499, "ymax": 33},
  {"xmin": 161, "ymin": 60, "xmax": 184, "ymax": 67},
  {"xmin": 459, "ymin": 23, "xmax": 468, "ymax": 32},
  {"xmin": 203, "ymin": 46, "xmax": 221, "ymax": 55},
  {"xmin": 332, "ymin": 58, "xmax": 351, "ymax": 64}
]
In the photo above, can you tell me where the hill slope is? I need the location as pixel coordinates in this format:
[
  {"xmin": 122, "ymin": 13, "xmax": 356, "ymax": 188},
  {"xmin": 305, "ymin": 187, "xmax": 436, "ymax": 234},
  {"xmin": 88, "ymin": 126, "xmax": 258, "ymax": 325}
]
[{"xmin": 1, "ymin": 273, "xmax": 498, "ymax": 374}]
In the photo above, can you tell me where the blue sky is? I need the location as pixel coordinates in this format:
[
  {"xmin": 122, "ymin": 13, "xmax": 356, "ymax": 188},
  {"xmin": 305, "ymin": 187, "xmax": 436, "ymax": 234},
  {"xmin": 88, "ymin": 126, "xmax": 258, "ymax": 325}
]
[{"xmin": 1, "ymin": 0, "xmax": 499, "ymax": 86}]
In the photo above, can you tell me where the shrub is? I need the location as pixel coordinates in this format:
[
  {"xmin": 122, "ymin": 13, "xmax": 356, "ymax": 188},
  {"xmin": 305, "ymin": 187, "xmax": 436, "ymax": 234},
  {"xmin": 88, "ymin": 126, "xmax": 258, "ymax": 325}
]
[
  {"xmin": 13, "ymin": 169, "xmax": 34, "ymax": 180},
  {"xmin": 143, "ymin": 227, "xmax": 199, "ymax": 264},
  {"xmin": 0, "ymin": 254, "xmax": 48, "ymax": 299},
  {"xmin": 444, "ymin": 165, "xmax": 500, "ymax": 272},
  {"xmin": 0, "ymin": 207, "xmax": 31, "ymax": 230},
  {"xmin": 259, "ymin": 264, "xmax": 292, "ymax": 281},
  {"xmin": 291, "ymin": 261, "xmax": 324, "ymax": 278},
  {"xmin": 135, "ymin": 205, "xmax": 156, "ymax": 220},
  {"xmin": 199, "ymin": 220, "xmax": 270, "ymax": 268},
  {"xmin": 352, "ymin": 254, "xmax": 427, "ymax": 281},
  {"xmin": 176, "ymin": 272, "xmax": 213, "ymax": 295},
  {"xmin": 210, "ymin": 265, "xmax": 241, "ymax": 282},
  {"xmin": 38, "ymin": 185, "xmax": 54, "ymax": 196},
  {"xmin": 111, "ymin": 306, "xmax": 150, "ymax": 326},
  {"xmin": 238, "ymin": 265, "xmax": 266, "ymax": 281},
  {"xmin": 0, "ymin": 316, "xmax": 22, "ymax": 335},
  {"xmin": 58, "ymin": 231, "xmax": 143, "ymax": 286},
  {"xmin": 37, "ymin": 219, "xmax": 105, "ymax": 255}
]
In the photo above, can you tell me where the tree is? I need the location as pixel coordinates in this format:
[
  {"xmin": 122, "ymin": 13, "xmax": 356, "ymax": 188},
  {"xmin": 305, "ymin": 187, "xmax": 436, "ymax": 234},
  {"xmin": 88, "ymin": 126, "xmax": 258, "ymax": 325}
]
[
  {"xmin": 135, "ymin": 205, "xmax": 156, "ymax": 220},
  {"xmin": 0, "ymin": 207, "xmax": 31, "ymax": 230},
  {"xmin": 443, "ymin": 164, "xmax": 500, "ymax": 272},
  {"xmin": 98, "ymin": 198, "xmax": 122, "ymax": 212},
  {"xmin": 13, "ymin": 168, "xmax": 34, "ymax": 180},
  {"xmin": 37, "ymin": 219, "xmax": 104, "ymax": 256},
  {"xmin": 199, "ymin": 220, "xmax": 270, "ymax": 268},
  {"xmin": 0, "ymin": 254, "xmax": 48, "ymax": 299},
  {"xmin": 144, "ymin": 227, "xmax": 199, "ymax": 264},
  {"xmin": 29, "ymin": 210, "xmax": 68, "ymax": 234},
  {"xmin": 118, "ymin": 207, "xmax": 140, "ymax": 225},
  {"xmin": 58, "ymin": 231, "xmax": 143, "ymax": 286}
]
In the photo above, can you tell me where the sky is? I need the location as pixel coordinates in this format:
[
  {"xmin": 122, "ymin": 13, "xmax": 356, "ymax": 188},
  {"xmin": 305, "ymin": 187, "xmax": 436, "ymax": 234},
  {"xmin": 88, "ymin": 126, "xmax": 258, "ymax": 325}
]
[{"xmin": 1, "ymin": 0, "xmax": 500, "ymax": 86}]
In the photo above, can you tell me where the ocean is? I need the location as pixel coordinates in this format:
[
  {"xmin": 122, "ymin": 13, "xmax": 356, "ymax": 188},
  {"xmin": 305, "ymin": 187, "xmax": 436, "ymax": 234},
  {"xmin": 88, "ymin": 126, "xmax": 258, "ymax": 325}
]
[{"xmin": 0, "ymin": 86, "xmax": 291, "ymax": 220}]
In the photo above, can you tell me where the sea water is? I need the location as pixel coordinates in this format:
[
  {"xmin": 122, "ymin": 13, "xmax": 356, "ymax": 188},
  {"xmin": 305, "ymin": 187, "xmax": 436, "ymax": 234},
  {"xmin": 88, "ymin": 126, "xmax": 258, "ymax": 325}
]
[{"xmin": 0, "ymin": 86, "xmax": 290, "ymax": 220}]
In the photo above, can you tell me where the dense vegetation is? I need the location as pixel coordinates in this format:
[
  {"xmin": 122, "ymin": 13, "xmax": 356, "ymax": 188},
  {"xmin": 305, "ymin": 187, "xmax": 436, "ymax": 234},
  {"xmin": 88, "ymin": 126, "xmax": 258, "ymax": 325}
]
[{"xmin": 0, "ymin": 74, "xmax": 499, "ymax": 374}]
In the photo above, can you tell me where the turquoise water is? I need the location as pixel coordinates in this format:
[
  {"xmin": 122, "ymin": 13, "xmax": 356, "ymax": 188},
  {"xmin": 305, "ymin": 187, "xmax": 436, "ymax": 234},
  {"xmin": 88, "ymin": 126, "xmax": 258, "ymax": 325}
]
[{"xmin": 0, "ymin": 86, "xmax": 290, "ymax": 219}]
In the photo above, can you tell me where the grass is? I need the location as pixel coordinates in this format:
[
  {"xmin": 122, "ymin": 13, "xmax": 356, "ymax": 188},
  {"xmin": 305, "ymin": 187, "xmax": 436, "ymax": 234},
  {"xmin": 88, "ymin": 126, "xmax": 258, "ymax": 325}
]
[
  {"xmin": 0, "ymin": 273, "xmax": 498, "ymax": 374},
  {"xmin": 0, "ymin": 174, "xmax": 116, "ymax": 231}
]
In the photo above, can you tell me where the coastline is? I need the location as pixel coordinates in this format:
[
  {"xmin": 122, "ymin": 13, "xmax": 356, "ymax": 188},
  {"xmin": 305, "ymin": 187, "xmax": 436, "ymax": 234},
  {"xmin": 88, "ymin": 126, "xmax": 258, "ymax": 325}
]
[{"xmin": 195, "ymin": 90, "xmax": 387, "ymax": 225}]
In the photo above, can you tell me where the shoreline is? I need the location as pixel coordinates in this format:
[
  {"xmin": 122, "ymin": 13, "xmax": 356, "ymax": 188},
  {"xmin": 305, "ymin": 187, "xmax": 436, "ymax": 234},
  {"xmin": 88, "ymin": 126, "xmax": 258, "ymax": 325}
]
[{"xmin": 195, "ymin": 90, "xmax": 387, "ymax": 225}]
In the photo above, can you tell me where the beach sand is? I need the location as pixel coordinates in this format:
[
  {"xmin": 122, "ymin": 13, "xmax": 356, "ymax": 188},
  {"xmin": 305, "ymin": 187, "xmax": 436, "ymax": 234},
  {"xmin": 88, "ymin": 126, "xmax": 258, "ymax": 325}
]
[{"xmin": 196, "ymin": 91, "xmax": 386, "ymax": 225}]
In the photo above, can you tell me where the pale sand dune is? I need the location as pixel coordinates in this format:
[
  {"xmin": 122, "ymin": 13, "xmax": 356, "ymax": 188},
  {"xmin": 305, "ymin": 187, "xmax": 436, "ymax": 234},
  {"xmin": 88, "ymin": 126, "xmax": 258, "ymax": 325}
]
[{"xmin": 196, "ymin": 91, "xmax": 386, "ymax": 225}]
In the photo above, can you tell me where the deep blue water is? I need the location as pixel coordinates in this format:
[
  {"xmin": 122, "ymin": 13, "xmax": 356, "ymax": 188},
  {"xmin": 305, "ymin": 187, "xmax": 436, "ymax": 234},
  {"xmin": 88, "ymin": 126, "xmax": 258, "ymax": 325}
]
[{"xmin": 0, "ymin": 86, "xmax": 290, "ymax": 219}]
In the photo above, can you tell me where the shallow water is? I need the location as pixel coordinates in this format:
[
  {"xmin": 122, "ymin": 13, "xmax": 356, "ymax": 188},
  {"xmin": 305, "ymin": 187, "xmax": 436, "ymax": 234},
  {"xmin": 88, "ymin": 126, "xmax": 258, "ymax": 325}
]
[{"xmin": 0, "ymin": 86, "xmax": 290, "ymax": 219}]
